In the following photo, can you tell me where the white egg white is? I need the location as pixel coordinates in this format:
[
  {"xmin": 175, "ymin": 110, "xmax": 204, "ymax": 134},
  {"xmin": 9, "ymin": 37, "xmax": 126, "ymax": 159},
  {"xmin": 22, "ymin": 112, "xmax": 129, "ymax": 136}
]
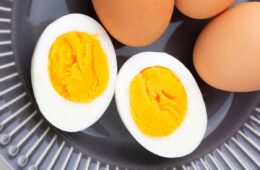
[
  {"xmin": 115, "ymin": 52, "xmax": 207, "ymax": 158},
  {"xmin": 31, "ymin": 14, "xmax": 117, "ymax": 132}
]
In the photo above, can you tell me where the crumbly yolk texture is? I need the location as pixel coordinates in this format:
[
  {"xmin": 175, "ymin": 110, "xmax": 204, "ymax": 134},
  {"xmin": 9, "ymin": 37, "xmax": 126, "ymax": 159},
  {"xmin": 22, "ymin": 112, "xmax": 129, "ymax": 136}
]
[
  {"xmin": 48, "ymin": 31, "xmax": 109, "ymax": 103},
  {"xmin": 130, "ymin": 66, "xmax": 187, "ymax": 137}
]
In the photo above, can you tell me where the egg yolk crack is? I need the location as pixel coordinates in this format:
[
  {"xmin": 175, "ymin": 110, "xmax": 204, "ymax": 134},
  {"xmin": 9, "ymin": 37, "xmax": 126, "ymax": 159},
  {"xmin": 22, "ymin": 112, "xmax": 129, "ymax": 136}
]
[
  {"xmin": 130, "ymin": 66, "xmax": 187, "ymax": 137},
  {"xmin": 48, "ymin": 31, "xmax": 109, "ymax": 103}
]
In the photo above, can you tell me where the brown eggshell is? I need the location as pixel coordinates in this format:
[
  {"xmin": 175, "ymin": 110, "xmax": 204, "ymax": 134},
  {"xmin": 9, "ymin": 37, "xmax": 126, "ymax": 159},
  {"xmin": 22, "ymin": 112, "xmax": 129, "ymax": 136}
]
[
  {"xmin": 92, "ymin": 0, "xmax": 174, "ymax": 47},
  {"xmin": 193, "ymin": 2, "xmax": 260, "ymax": 92},
  {"xmin": 176, "ymin": 0, "xmax": 235, "ymax": 19}
]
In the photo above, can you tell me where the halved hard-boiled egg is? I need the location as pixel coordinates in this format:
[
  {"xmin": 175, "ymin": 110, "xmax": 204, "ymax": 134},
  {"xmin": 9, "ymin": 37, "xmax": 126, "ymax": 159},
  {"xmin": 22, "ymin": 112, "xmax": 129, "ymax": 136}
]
[
  {"xmin": 115, "ymin": 52, "xmax": 207, "ymax": 158},
  {"xmin": 31, "ymin": 14, "xmax": 117, "ymax": 132}
]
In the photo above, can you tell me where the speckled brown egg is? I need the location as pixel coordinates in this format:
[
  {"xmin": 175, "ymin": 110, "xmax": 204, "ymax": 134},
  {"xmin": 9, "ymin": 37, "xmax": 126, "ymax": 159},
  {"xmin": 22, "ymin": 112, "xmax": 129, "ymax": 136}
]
[
  {"xmin": 193, "ymin": 2, "xmax": 260, "ymax": 92},
  {"xmin": 176, "ymin": 0, "xmax": 235, "ymax": 19},
  {"xmin": 92, "ymin": 0, "xmax": 174, "ymax": 47}
]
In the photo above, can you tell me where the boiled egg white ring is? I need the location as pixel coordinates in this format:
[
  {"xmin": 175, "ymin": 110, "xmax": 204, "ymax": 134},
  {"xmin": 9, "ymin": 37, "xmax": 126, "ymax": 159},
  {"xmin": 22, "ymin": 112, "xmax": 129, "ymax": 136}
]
[
  {"xmin": 31, "ymin": 14, "xmax": 117, "ymax": 132},
  {"xmin": 115, "ymin": 52, "xmax": 207, "ymax": 158}
]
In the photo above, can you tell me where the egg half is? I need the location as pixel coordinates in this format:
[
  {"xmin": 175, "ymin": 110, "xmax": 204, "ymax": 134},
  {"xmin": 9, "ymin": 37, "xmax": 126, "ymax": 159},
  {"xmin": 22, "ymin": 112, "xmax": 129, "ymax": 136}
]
[
  {"xmin": 31, "ymin": 14, "xmax": 117, "ymax": 132},
  {"xmin": 115, "ymin": 52, "xmax": 207, "ymax": 158}
]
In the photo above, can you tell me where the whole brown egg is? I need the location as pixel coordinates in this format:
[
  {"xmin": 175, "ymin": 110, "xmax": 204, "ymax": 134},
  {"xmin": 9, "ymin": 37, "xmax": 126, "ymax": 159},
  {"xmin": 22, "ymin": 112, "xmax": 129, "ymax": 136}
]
[
  {"xmin": 193, "ymin": 2, "xmax": 260, "ymax": 92},
  {"xmin": 176, "ymin": 0, "xmax": 235, "ymax": 19},
  {"xmin": 92, "ymin": 0, "xmax": 174, "ymax": 47}
]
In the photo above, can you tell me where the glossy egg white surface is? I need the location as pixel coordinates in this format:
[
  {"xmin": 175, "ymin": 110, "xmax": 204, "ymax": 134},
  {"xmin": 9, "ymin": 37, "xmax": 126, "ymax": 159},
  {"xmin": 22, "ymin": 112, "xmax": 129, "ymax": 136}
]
[
  {"xmin": 31, "ymin": 14, "xmax": 117, "ymax": 132},
  {"xmin": 115, "ymin": 52, "xmax": 207, "ymax": 158}
]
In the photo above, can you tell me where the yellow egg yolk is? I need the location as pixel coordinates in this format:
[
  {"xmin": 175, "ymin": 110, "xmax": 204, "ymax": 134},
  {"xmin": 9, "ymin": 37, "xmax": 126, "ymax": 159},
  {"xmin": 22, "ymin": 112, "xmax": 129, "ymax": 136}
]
[
  {"xmin": 130, "ymin": 66, "xmax": 187, "ymax": 137},
  {"xmin": 48, "ymin": 31, "xmax": 109, "ymax": 103}
]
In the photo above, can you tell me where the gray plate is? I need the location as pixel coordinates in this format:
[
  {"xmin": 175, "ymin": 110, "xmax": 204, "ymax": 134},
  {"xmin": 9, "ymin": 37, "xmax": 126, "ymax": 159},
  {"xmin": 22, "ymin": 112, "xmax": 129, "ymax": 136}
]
[{"xmin": 0, "ymin": 0, "xmax": 259, "ymax": 169}]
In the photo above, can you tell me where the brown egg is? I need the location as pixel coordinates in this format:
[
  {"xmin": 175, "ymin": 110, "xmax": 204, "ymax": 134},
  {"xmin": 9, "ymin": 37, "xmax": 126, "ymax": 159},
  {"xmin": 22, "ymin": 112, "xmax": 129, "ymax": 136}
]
[
  {"xmin": 176, "ymin": 0, "xmax": 235, "ymax": 19},
  {"xmin": 92, "ymin": 0, "xmax": 174, "ymax": 47},
  {"xmin": 193, "ymin": 2, "xmax": 260, "ymax": 92}
]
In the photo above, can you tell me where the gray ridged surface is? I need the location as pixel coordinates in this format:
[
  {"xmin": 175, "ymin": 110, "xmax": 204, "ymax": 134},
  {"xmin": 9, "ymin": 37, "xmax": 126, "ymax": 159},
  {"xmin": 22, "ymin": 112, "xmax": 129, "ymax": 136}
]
[{"xmin": 0, "ymin": 0, "xmax": 259, "ymax": 169}]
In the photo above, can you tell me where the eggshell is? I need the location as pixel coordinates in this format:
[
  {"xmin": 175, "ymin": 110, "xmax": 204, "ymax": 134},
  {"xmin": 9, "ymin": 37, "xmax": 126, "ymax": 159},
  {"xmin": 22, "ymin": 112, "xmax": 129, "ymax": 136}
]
[
  {"xmin": 193, "ymin": 2, "xmax": 260, "ymax": 92},
  {"xmin": 92, "ymin": 0, "xmax": 174, "ymax": 47},
  {"xmin": 176, "ymin": 0, "xmax": 235, "ymax": 19}
]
